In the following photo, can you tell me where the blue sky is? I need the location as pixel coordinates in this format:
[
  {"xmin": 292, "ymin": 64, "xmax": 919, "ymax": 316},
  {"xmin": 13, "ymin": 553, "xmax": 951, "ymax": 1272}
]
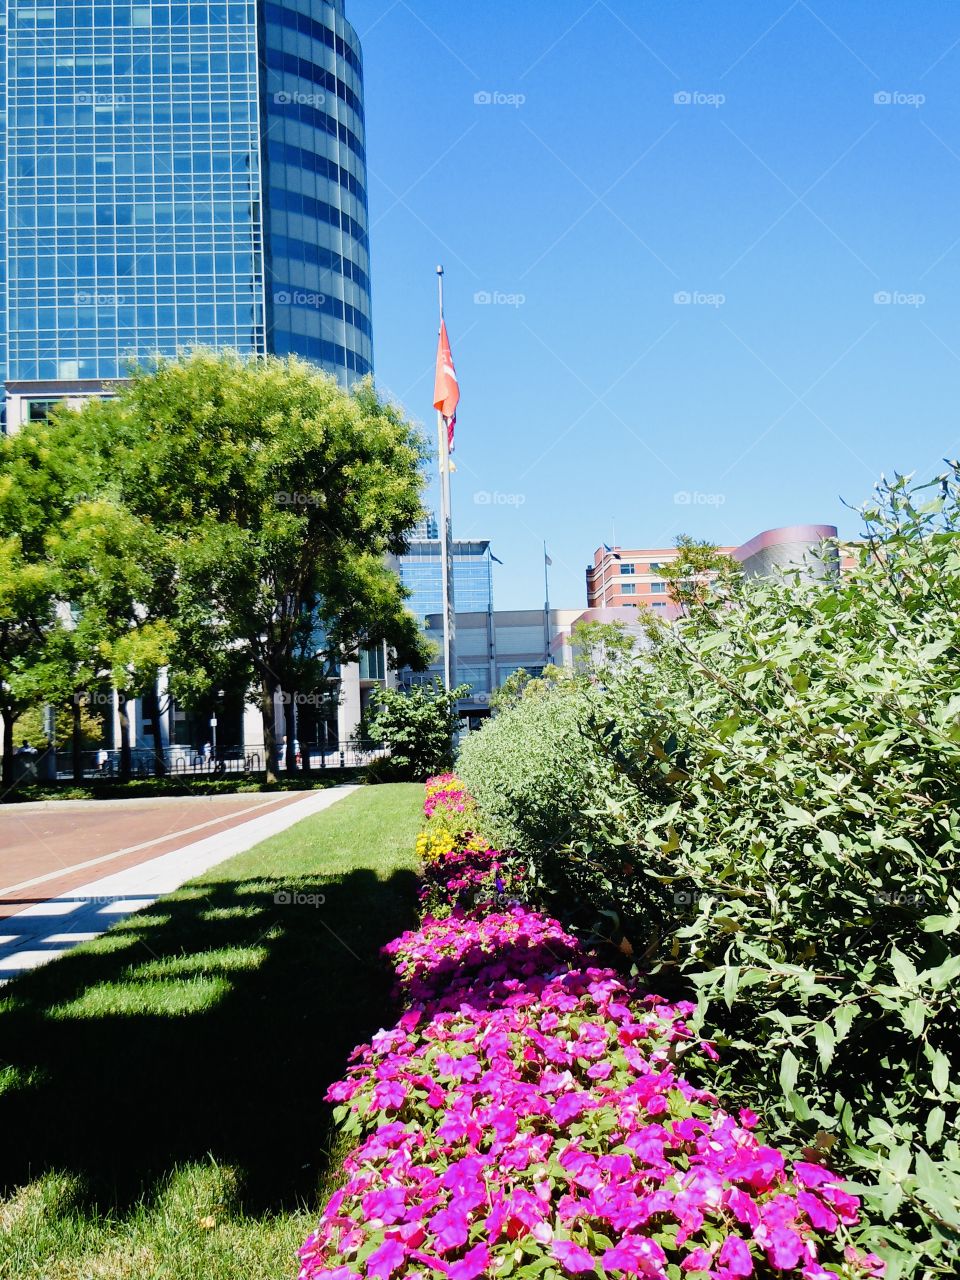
[{"xmin": 351, "ymin": 0, "xmax": 960, "ymax": 610}]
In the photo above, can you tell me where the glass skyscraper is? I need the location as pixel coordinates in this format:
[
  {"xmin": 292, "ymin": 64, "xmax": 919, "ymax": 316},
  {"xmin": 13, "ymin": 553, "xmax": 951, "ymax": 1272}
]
[
  {"xmin": 1, "ymin": 0, "xmax": 371, "ymax": 431},
  {"xmin": 398, "ymin": 536, "xmax": 495, "ymax": 621}
]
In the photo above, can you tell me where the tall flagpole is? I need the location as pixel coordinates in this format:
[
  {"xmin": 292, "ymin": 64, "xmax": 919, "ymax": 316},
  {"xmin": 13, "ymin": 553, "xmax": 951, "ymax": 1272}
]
[
  {"xmin": 543, "ymin": 542, "xmax": 551, "ymax": 666},
  {"xmin": 436, "ymin": 265, "xmax": 457, "ymax": 691}
]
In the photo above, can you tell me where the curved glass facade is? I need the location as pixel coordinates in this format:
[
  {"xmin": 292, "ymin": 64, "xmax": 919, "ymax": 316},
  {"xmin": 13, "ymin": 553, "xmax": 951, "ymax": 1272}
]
[
  {"xmin": 260, "ymin": 0, "xmax": 372, "ymax": 378},
  {"xmin": 1, "ymin": 0, "xmax": 371, "ymax": 428}
]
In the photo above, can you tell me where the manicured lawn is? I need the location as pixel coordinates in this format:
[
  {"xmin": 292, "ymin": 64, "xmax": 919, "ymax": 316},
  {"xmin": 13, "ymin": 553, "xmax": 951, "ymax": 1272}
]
[{"xmin": 0, "ymin": 783, "xmax": 423, "ymax": 1280}]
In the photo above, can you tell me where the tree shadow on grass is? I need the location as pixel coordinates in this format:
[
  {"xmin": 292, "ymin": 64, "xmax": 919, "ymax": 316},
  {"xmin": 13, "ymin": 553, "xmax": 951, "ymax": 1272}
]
[{"xmin": 0, "ymin": 864, "xmax": 419, "ymax": 1216}]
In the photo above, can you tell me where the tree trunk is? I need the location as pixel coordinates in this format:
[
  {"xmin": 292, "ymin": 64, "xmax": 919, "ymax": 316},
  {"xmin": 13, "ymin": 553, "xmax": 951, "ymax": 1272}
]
[
  {"xmin": 300, "ymin": 708, "xmax": 313, "ymax": 777},
  {"xmin": 72, "ymin": 697, "xmax": 83, "ymax": 784},
  {"xmin": 284, "ymin": 695, "xmax": 299, "ymax": 775},
  {"xmin": 118, "ymin": 693, "xmax": 132, "ymax": 783},
  {"xmin": 146, "ymin": 681, "xmax": 166, "ymax": 777},
  {"xmin": 1, "ymin": 706, "xmax": 15, "ymax": 789},
  {"xmin": 260, "ymin": 678, "xmax": 278, "ymax": 784}
]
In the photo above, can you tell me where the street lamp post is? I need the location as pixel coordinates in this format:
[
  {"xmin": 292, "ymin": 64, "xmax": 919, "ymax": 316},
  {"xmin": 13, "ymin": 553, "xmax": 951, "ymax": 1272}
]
[{"xmin": 210, "ymin": 689, "xmax": 225, "ymax": 763}]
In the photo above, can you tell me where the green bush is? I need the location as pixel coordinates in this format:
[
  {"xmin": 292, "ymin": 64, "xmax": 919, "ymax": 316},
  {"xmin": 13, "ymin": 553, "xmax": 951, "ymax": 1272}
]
[
  {"xmin": 456, "ymin": 677, "xmax": 602, "ymax": 880},
  {"xmin": 459, "ymin": 470, "xmax": 960, "ymax": 1278},
  {"xmin": 364, "ymin": 680, "xmax": 467, "ymax": 781}
]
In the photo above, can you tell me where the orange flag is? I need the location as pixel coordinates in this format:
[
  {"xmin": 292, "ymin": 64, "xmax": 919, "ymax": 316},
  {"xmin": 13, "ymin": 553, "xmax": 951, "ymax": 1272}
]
[{"xmin": 433, "ymin": 318, "xmax": 460, "ymax": 451}]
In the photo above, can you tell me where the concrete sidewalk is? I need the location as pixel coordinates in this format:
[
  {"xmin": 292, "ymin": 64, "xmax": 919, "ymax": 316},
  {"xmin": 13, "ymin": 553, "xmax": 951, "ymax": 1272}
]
[{"xmin": 0, "ymin": 785, "xmax": 358, "ymax": 981}]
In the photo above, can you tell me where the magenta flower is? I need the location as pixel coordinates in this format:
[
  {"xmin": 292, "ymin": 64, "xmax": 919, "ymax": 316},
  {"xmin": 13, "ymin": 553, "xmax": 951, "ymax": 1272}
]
[
  {"xmin": 552, "ymin": 1239, "xmax": 598, "ymax": 1273},
  {"xmin": 297, "ymin": 776, "xmax": 870, "ymax": 1280},
  {"xmin": 447, "ymin": 1243, "xmax": 490, "ymax": 1280},
  {"xmin": 366, "ymin": 1239, "xmax": 407, "ymax": 1280},
  {"xmin": 718, "ymin": 1234, "xmax": 754, "ymax": 1276}
]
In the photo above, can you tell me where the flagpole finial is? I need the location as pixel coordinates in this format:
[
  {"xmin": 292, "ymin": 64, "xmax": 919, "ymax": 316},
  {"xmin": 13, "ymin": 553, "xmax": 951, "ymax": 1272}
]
[{"xmin": 436, "ymin": 264, "xmax": 444, "ymax": 275}]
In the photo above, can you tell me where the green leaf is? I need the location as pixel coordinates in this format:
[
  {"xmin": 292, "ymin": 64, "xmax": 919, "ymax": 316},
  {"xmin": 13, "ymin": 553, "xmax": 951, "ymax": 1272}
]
[
  {"xmin": 779, "ymin": 1048, "xmax": 800, "ymax": 1096},
  {"xmin": 722, "ymin": 965, "xmax": 740, "ymax": 1010},
  {"xmin": 931, "ymin": 1049, "xmax": 950, "ymax": 1096},
  {"xmin": 781, "ymin": 801, "xmax": 815, "ymax": 825},
  {"xmin": 920, "ymin": 954, "xmax": 960, "ymax": 991},
  {"xmin": 819, "ymin": 830, "xmax": 841, "ymax": 856},
  {"xmin": 833, "ymin": 1003, "xmax": 859, "ymax": 1042},
  {"xmin": 813, "ymin": 1021, "xmax": 837, "ymax": 1071},
  {"xmin": 889, "ymin": 945, "xmax": 918, "ymax": 988},
  {"xmin": 901, "ymin": 999, "xmax": 927, "ymax": 1037},
  {"xmin": 926, "ymin": 1107, "xmax": 946, "ymax": 1147}
]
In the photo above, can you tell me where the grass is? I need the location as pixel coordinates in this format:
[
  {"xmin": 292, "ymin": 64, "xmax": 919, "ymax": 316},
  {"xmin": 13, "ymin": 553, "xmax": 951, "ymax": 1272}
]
[
  {"xmin": 2, "ymin": 771, "xmax": 369, "ymax": 804},
  {"xmin": 0, "ymin": 783, "xmax": 423, "ymax": 1279}
]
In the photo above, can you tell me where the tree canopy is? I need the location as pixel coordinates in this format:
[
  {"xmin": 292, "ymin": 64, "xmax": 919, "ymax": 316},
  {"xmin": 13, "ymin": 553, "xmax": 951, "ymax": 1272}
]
[{"xmin": 0, "ymin": 350, "xmax": 431, "ymax": 784}]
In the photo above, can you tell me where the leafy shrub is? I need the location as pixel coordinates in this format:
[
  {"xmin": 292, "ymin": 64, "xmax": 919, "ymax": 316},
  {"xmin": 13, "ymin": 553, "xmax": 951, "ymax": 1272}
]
[
  {"xmin": 364, "ymin": 682, "xmax": 468, "ymax": 781},
  {"xmin": 299, "ymin": 780, "xmax": 881, "ymax": 1280},
  {"xmin": 455, "ymin": 470, "xmax": 960, "ymax": 1277},
  {"xmin": 456, "ymin": 678, "xmax": 602, "ymax": 870}
]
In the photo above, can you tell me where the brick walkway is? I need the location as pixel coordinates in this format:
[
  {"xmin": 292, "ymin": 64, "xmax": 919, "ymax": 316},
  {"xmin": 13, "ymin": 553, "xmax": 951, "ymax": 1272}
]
[{"xmin": 0, "ymin": 787, "xmax": 358, "ymax": 979}]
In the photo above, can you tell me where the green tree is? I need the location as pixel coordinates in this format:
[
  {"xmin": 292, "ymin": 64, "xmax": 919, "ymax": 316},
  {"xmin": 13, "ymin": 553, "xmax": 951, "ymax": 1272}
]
[
  {"xmin": 490, "ymin": 664, "xmax": 569, "ymax": 711},
  {"xmin": 569, "ymin": 618, "xmax": 640, "ymax": 681},
  {"xmin": 61, "ymin": 350, "xmax": 431, "ymax": 782},
  {"xmin": 662, "ymin": 534, "xmax": 741, "ymax": 612},
  {"xmin": 1, "ymin": 410, "xmax": 176, "ymax": 784},
  {"xmin": 364, "ymin": 680, "xmax": 468, "ymax": 781}
]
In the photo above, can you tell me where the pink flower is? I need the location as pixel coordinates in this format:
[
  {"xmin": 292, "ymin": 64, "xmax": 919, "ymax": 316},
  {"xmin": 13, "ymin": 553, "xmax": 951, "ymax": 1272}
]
[
  {"xmin": 366, "ymin": 1239, "xmax": 407, "ymax": 1280},
  {"xmin": 448, "ymin": 1244, "xmax": 490, "ymax": 1280},
  {"xmin": 680, "ymin": 1246, "xmax": 714, "ymax": 1271},
  {"xmin": 843, "ymin": 1246, "xmax": 886, "ymax": 1277},
  {"xmin": 552, "ymin": 1240, "xmax": 598, "ymax": 1273},
  {"xmin": 603, "ymin": 1235, "xmax": 668, "ymax": 1276},
  {"xmin": 797, "ymin": 1190, "xmax": 838, "ymax": 1233},
  {"xmin": 763, "ymin": 1226, "xmax": 805, "ymax": 1271},
  {"xmin": 718, "ymin": 1235, "xmax": 753, "ymax": 1276},
  {"xmin": 429, "ymin": 1206, "xmax": 470, "ymax": 1252}
]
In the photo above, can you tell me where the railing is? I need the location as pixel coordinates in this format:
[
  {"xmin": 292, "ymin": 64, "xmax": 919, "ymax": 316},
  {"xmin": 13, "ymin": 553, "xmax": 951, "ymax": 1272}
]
[{"xmin": 42, "ymin": 742, "xmax": 388, "ymax": 781}]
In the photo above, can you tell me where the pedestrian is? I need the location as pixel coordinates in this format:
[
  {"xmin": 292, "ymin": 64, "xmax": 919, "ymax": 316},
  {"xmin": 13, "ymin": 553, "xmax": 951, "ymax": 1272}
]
[
  {"xmin": 202, "ymin": 740, "xmax": 213, "ymax": 765},
  {"xmin": 15, "ymin": 739, "xmax": 38, "ymax": 757}
]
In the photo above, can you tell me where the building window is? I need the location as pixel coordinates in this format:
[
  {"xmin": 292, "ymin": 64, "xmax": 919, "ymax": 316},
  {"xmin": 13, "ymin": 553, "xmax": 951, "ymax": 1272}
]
[
  {"xmin": 648, "ymin": 562, "xmax": 662, "ymax": 573},
  {"xmin": 652, "ymin": 601, "xmax": 666, "ymax": 609},
  {"xmin": 27, "ymin": 399, "xmax": 62, "ymax": 422},
  {"xmin": 359, "ymin": 645, "xmax": 384, "ymax": 681},
  {"xmin": 650, "ymin": 582, "xmax": 666, "ymax": 594},
  {"xmin": 620, "ymin": 563, "xmax": 635, "ymax": 575},
  {"xmin": 621, "ymin": 583, "xmax": 636, "ymax": 596}
]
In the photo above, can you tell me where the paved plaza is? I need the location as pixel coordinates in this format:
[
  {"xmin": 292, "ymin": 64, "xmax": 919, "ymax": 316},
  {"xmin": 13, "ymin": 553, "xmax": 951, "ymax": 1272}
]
[{"xmin": 0, "ymin": 788, "xmax": 357, "ymax": 980}]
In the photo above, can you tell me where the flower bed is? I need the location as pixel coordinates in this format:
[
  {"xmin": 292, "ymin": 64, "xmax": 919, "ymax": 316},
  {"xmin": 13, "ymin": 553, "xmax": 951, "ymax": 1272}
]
[{"xmin": 298, "ymin": 779, "xmax": 883, "ymax": 1280}]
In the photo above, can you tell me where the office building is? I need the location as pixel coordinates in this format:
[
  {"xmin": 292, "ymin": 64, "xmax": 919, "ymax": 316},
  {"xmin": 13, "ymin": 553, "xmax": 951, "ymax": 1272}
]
[
  {"xmin": 397, "ymin": 533, "xmax": 495, "ymax": 621},
  {"xmin": 587, "ymin": 525, "xmax": 846, "ymax": 610},
  {"xmin": 2, "ymin": 0, "xmax": 372, "ymax": 431}
]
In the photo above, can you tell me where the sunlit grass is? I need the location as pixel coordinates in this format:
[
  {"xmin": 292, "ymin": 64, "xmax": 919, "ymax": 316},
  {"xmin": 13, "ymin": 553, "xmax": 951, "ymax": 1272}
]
[
  {"xmin": 48, "ymin": 975, "xmax": 234, "ymax": 1019},
  {"xmin": 0, "ymin": 783, "xmax": 423, "ymax": 1280}
]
